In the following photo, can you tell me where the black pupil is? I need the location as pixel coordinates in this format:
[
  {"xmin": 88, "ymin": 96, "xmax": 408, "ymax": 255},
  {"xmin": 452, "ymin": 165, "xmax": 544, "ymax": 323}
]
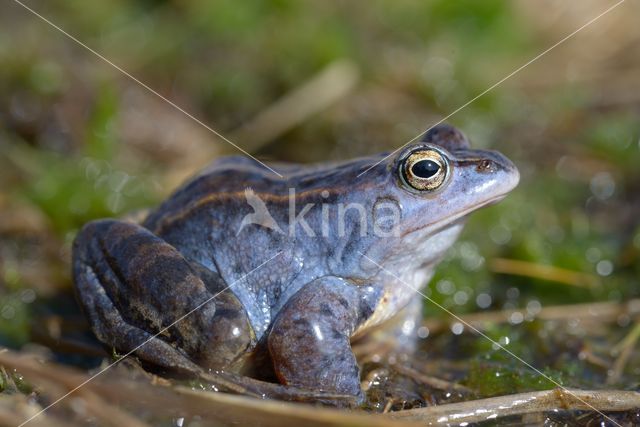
[{"xmin": 411, "ymin": 159, "xmax": 440, "ymax": 178}]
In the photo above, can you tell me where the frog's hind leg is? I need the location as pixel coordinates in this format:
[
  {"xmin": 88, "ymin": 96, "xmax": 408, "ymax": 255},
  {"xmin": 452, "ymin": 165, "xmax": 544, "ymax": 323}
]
[
  {"xmin": 72, "ymin": 219, "xmax": 254, "ymax": 374},
  {"xmin": 75, "ymin": 261, "xmax": 204, "ymax": 374}
]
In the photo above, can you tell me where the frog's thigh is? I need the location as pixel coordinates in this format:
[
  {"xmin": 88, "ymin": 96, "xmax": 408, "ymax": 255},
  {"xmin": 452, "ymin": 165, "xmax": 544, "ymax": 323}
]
[
  {"xmin": 76, "ymin": 262, "xmax": 203, "ymax": 374},
  {"xmin": 267, "ymin": 277, "xmax": 379, "ymax": 397},
  {"xmin": 72, "ymin": 219, "xmax": 253, "ymax": 371}
]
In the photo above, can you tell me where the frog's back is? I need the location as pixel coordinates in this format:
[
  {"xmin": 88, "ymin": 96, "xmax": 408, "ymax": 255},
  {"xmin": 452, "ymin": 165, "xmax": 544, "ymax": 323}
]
[
  {"xmin": 143, "ymin": 154, "xmax": 388, "ymax": 231},
  {"xmin": 144, "ymin": 157, "xmax": 285, "ymax": 229}
]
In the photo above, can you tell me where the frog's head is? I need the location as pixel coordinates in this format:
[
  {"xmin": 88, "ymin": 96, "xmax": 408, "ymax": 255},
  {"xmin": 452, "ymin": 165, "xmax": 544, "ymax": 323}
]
[
  {"xmin": 355, "ymin": 124, "xmax": 519, "ymax": 276},
  {"xmin": 392, "ymin": 124, "xmax": 519, "ymax": 235}
]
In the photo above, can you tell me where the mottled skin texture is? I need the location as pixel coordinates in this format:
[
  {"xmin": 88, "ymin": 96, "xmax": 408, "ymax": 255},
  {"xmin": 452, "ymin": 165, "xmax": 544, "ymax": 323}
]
[{"xmin": 73, "ymin": 124, "xmax": 519, "ymax": 401}]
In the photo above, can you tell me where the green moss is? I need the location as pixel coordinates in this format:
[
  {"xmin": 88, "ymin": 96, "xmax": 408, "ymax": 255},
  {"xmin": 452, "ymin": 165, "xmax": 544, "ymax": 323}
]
[{"xmin": 465, "ymin": 360, "xmax": 561, "ymax": 397}]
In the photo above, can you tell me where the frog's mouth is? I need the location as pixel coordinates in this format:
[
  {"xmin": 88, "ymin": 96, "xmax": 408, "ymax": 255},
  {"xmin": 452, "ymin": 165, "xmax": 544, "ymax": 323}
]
[
  {"xmin": 450, "ymin": 192, "xmax": 511, "ymax": 219},
  {"xmin": 401, "ymin": 192, "xmax": 509, "ymax": 240},
  {"xmin": 484, "ymin": 194, "xmax": 508, "ymax": 207}
]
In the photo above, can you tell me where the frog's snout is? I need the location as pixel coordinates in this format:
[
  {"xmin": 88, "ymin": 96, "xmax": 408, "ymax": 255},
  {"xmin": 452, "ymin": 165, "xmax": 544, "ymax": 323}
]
[{"xmin": 477, "ymin": 150, "xmax": 520, "ymax": 194}]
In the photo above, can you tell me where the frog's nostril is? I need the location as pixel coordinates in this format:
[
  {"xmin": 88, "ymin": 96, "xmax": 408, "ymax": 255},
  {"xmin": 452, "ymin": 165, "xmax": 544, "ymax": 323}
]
[{"xmin": 476, "ymin": 159, "xmax": 494, "ymax": 173}]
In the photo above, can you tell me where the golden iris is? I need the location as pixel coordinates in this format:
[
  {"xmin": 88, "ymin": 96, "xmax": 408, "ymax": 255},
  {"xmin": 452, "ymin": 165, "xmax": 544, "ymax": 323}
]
[{"xmin": 400, "ymin": 149, "xmax": 449, "ymax": 191}]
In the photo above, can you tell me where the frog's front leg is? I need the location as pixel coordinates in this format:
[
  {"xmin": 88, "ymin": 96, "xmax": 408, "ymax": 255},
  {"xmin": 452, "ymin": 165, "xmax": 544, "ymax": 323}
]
[
  {"xmin": 353, "ymin": 297, "xmax": 423, "ymax": 363},
  {"xmin": 72, "ymin": 219, "xmax": 254, "ymax": 374},
  {"xmin": 268, "ymin": 277, "xmax": 381, "ymax": 399}
]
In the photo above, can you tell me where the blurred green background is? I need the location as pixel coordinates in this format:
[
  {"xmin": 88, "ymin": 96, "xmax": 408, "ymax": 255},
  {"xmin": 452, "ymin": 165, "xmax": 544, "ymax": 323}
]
[{"xmin": 1, "ymin": 0, "xmax": 639, "ymax": 401}]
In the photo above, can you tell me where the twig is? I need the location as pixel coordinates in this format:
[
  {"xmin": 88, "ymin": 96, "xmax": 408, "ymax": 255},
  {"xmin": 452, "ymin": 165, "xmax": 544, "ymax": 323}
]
[
  {"xmin": 382, "ymin": 398, "xmax": 394, "ymax": 414},
  {"xmin": 0, "ymin": 350, "xmax": 418, "ymax": 427},
  {"xmin": 422, "ymin": 299, "xmax": 640, "ymax": 334},
  {"xmin": 391, "ymin": 364, "xmax": 472, "ymax": 394},
  {"xmin": 608, "ymin": 321, "xmax": 640, "ymax": 384},
  {"xmin": 0, "ymin": 395, "xmax": 71, "ymax": 427},
  {"xmin": 385, "ymin": 388, "xmax": 640, "ymax": 424},
  {"xmin": 490, "ymin": 258, "xmax": 600, "ymax": 288},
  {"xmin": 78, "ymin": 390, "xmax": 152, "ymax": 427},
  {"xmin": 165, "ymin": 59, "xmax": 360, "ymax": 188},
  {"xmin": 228, "ymin": 59, "xmax": 360, "ymax": 153}
]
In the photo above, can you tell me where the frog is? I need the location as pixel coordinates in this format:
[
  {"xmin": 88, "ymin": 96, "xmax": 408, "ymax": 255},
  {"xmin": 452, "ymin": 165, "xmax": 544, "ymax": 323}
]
[{"xmin": 72, "ymin": 124, "xmax": 519, "ymax": 403}]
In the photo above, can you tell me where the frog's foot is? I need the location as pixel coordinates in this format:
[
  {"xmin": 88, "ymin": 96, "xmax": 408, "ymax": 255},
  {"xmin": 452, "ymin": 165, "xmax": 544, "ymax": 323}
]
[
  {"xmin": 72, "ymin": 219, "xmax": 254, "ymax": 374},
  {"xmin": 198, "ymin": 370, "xmax": 362, "ymax": 406},
  {"xmin": 268, "ymin": 277, "xmax": 382, "ymax": 403}
]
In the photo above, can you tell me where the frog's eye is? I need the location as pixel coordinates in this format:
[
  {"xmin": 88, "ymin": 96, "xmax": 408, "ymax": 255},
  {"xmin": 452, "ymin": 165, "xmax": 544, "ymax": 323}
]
[{"xmin": 400, "ymin": 149, "xmax": 449, "ymax": 191}]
